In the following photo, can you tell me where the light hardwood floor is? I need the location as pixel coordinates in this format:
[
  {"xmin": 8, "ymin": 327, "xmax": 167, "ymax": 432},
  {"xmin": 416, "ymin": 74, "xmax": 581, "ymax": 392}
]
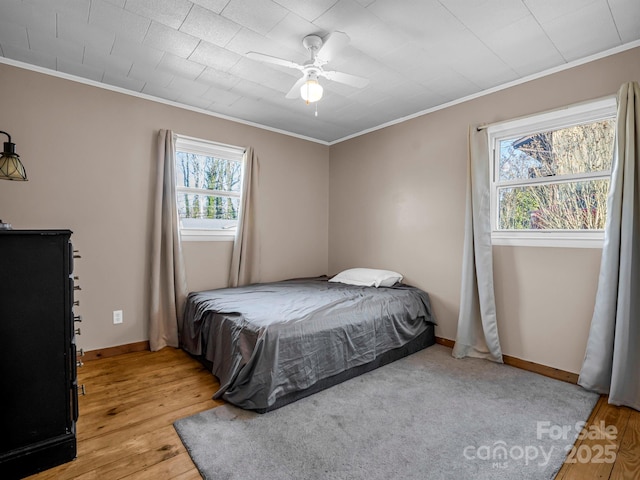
[
  {"xmin": 28, "ymin": 347, "xmax": 639, "ymax": 479},
  {"xmin": 28, "ymin": 348, "xmax": 220, "ymax": 480}
]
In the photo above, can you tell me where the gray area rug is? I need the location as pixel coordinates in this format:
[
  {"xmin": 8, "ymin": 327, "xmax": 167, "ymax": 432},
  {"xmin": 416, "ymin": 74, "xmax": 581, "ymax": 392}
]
[{"xmin": 174, "ymin": 345, "xmax": 598, "ymax": 480}]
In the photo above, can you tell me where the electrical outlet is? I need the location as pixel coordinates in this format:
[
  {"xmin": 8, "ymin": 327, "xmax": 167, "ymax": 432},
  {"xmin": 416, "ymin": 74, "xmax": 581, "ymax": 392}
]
[{"xmin": 113, "ymin": 310, "xmax": 123, "ymax": 325}]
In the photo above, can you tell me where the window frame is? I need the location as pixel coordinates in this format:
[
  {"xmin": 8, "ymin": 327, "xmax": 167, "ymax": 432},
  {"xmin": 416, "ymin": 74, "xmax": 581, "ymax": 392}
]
[
  {"xmin": 174, "ymin": 134, "xmax": 245, "ymax": 242},
  {"xmin": 488, "ymin": 97, "xmax": 617, "ymax": 248}
]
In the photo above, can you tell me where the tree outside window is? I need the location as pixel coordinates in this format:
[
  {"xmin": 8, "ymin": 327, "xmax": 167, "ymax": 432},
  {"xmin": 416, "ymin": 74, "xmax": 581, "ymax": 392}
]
[{"xmin": 497, "ymin": 119, "xmax": 614, "ymax": 231}]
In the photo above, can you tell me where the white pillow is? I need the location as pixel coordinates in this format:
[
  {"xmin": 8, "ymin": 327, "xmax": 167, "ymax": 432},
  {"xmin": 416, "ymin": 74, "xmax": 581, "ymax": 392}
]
[{"xmin": 329, "ymin": 268, "xmax": 403, "ymax": 288}]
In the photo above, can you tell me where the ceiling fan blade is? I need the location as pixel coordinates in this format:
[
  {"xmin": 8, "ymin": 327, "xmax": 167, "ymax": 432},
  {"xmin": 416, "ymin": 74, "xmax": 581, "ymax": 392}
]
[
  {"xmin": 321, "ymin": 70, "xmax": 369, "ymax": 88},
  {"xmin": 285, "ymin": 76, "xmax": 307, "ymax": 99},
  {"xmin": 246, "ymin": 52, "xmax": 303, "ymax": 71},
  {"xmin": 316, "ymin": 31, "xmax": 350, "ymax": 64}
]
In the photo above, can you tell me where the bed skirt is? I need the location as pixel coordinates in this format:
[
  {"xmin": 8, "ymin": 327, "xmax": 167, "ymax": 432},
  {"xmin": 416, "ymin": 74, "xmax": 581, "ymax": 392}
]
[{"xmin": 194, "ymin": 323, "xmax": 436, "ymax": 413}]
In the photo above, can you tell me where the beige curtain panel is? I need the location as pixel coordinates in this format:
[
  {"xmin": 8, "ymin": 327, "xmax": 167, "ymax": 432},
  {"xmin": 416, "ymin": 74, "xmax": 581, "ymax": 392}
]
[
  {"xmin": 453, "ymin": 126, "xmax": 503, "ymax": 363},
  {"xmin": 149, "ymin": 129, "xmax": 188, "ymax": 351},
  {"xmin": 579, "ymin": 81, "xmax": 640, "ymax": 411},
  {"xmin": 229, "ymin": 147, "xmax": 259, "ymax": 288}
]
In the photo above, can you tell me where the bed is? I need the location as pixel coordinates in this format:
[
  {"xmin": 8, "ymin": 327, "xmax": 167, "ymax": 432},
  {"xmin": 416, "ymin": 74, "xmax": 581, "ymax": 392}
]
[{"xmin": 179, "ymin": 273, "xmax": 436, "ymax": 413}]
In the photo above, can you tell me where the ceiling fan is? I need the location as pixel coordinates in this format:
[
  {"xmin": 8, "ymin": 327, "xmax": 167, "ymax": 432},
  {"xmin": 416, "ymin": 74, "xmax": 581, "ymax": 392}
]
[{"xmin": 246, "ymin": 32, "xmax": 369, "ymax": 104}]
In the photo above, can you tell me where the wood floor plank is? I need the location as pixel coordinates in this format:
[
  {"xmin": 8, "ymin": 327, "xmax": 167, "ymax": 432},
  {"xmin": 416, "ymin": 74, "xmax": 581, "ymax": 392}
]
[
  {"xmin": 33, "ymin": 405, "xmax": 214, "ymax": 480},
  {"xmin": 77, "ymin": 353, "xmax": 201, "ymax": 397},
  {"xmin": 554, "ymin": 396, "xmax": 607, "ymax": 480},
  {"xmin": 557, "ymin": 398, "xmax": 632, "ymax": 480},
  {"xmin": 68, "ymin": 429, "xmax": 185, "ymax": 480},
  {"xmin": 77, "ymin": 373, "xmax": 221, "ymax": 441},
  {"xmin": 170, "ymin": 468, "xmax": 204, "ymax": 480},
  {"xmin": 70, "ymin": 430, "xmax": 197, "ymax": 480},
  {"xmin": 119, "ymin": 452, "xmax": 197, "ymax": 480},
  {"xmin": 78, "ymin": 371, "xmax": 217, "ymax": 415},
  {"xmin": 80, "ymin": 362, "xmax": 213, "ymax": 399},
  {"xmin": 78, "ymin": 349, "xmax": 197, "ymax": 385},
  {"xmin": 609, "ymin": 409, "xmax": 640, "ymax": 479}
]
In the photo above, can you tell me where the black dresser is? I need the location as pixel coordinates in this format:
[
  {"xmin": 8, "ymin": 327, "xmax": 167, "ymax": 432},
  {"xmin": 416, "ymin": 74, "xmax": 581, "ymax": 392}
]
[{"xmin": 0, "ymin": 230, "xmax": 81, "ymax": 478}]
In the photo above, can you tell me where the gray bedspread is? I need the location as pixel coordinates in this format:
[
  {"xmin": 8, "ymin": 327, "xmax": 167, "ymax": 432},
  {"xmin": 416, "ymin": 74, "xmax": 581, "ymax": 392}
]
[{"xmin": 179, "ymin": 277, "xmax": 436, "ymax": 411}]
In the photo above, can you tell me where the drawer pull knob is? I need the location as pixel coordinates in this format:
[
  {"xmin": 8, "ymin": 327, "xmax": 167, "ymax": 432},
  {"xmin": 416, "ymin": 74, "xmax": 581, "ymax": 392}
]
[
  {"xmin": 77, "ymin": 384, "xmax": 86, "ymax": 396},
  {"xmin": 75, "ymin": 328, "xmax": 81, "ymax": 336},
  {"xmin": 74, "ymin": 285, "xmax": 82, "ymax": 291},
  {"xmin": 74, "ymin": 315, "xmax": 82, "ymax": 322},
  {"xmin": 76, "ymin": 360, "xmax": 84, "ymax": 368}
]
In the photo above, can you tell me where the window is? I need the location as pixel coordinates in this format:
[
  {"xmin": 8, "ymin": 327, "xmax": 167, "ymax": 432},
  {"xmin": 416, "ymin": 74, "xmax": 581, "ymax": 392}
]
[
  {"xmin": 489, "ymin": 98, "xmax": 616, "ymax": 248},
  {"xmin": 175, "ymin": 135, "xmax": 245, "ymax": 241}
]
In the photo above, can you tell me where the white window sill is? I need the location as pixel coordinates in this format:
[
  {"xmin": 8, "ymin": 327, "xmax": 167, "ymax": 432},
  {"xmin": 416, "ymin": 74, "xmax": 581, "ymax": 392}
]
[
  {"xmin": 180, "ymin": 229, "xmax": 236, "ymax": 242},
  {"xmin": 491, "ymin": 231, "xmax": 604, "ymax": 248}
]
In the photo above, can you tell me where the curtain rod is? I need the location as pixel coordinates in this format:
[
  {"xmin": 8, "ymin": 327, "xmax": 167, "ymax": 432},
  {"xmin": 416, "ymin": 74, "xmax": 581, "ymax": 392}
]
[{"xmin": 474, "ymin": 93, "xmax": 616, "ymax": 133}]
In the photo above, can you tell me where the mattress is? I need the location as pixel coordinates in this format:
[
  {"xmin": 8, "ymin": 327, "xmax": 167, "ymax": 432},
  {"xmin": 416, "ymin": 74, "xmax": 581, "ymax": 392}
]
[{"xmin": 179, "ymin": 277, "xmax": 437, "ymax": 412}]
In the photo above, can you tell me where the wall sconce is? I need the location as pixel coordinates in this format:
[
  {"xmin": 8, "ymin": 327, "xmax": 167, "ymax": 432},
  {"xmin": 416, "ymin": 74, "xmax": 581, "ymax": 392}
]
[{"xmin": 0, "ymin": 131, "xmax": 27, "ymax": 181}]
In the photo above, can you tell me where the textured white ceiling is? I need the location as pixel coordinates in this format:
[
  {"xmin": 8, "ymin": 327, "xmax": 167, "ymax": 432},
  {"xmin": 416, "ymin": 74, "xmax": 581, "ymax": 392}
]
[{"xmin": 1, "ymin": 0, "xmax": 639, "ymax": 143}]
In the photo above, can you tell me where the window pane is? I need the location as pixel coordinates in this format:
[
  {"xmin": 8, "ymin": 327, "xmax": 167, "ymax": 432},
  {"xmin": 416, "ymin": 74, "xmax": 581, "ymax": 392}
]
[
  {"xmin": 498, "ymin": 120, "xmax": 615, "ymax": 181},
  {"xmin": 498, "ymin": 179, "xmax": 609, "ymax": 230},
  {"xmin": 176, "ymin": 151, "xmax": 242, "ymax": 192},
  {"xmin": 177, "ymin": 193, "xmax": 240, "ymax": 230}
]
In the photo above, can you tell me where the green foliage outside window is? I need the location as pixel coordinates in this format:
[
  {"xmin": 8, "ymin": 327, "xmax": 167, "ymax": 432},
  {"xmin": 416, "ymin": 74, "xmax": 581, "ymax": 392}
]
[{"xmin": 497, "ymin": 120, "xmax": 614, "ymax": 230}]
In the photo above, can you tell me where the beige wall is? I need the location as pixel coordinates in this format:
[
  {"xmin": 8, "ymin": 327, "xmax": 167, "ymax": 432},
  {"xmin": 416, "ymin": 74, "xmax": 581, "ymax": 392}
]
[
  {"xmin": 0, "ymin": 63, "xmax": 329, "ymax": 351},
  {"xmin": 329, "ymin": 47, "xmax": 640, "ymax": 373}
]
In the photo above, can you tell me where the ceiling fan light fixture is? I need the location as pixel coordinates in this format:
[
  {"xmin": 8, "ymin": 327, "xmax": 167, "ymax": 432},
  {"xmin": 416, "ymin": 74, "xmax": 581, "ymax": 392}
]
[
  {"xmin": 300, "ymin": 78, "xmax": 323, "ymax": 104},
  {"xmin": 247, "ymin": 32, "xmax": 368, "ymax": 106}
]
